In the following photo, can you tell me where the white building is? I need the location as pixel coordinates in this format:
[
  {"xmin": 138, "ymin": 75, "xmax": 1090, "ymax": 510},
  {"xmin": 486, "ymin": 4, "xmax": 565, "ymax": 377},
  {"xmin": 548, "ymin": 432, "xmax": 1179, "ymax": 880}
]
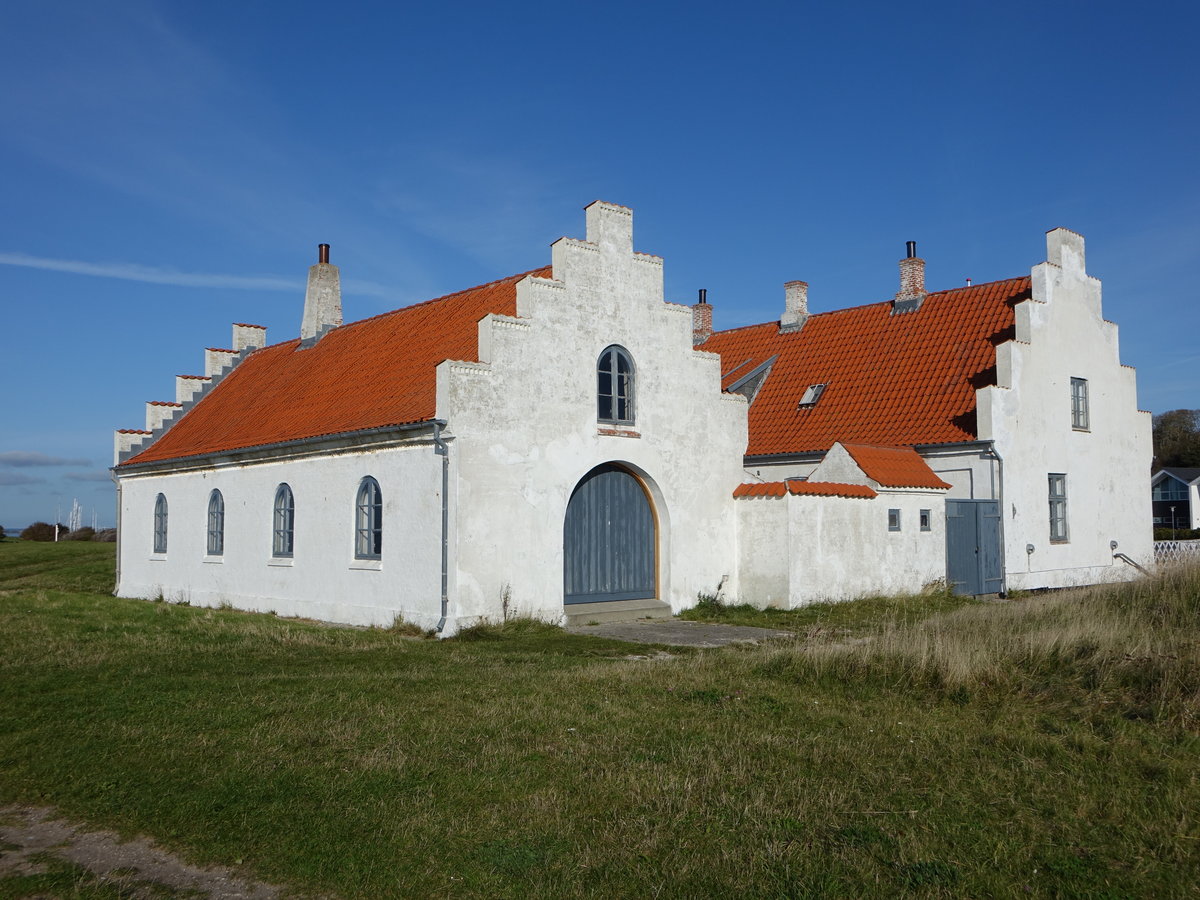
[{"xmin": 113, "ymin": 202, "xmax": 1152, "ymax": 632}]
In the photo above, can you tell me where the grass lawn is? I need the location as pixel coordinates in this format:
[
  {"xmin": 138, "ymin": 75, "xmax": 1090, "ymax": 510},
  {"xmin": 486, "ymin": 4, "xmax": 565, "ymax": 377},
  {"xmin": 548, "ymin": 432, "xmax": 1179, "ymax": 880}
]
[{"xmin": 1, "ymin": 540, "xmax": 1198, "ymax": 898}]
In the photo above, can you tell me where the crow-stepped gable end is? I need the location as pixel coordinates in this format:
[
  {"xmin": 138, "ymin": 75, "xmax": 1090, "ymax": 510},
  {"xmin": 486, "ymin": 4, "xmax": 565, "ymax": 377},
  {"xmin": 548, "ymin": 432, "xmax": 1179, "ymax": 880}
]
[{"xmin": 112, "ymin": 204, "xmax": 1151, "ymax": 633}]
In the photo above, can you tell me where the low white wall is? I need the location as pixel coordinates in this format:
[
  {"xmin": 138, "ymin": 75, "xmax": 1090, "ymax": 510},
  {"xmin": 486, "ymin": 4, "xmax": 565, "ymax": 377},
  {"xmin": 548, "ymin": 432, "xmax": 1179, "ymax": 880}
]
[
  {"xmin": 117, "ymin": 442, "xmax": 444, "ymax": 629},
  {"xmin": 737, "ymin": 491, "xmax": 946, "ymax": 607}
]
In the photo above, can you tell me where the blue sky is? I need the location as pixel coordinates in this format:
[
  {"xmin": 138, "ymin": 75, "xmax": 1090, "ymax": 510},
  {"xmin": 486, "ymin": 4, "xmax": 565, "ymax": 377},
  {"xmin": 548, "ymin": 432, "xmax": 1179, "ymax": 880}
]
[{"xmin": 2, "ymin": 0, "xmax": 1197, "ymax": 530}]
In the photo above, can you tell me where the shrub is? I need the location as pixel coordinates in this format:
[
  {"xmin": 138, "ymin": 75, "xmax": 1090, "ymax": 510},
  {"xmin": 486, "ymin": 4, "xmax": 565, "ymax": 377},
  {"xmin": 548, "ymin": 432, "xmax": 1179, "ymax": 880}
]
[
  {"xmin": 93, "ymin": 528, "xmax": 117, "ymax": 542},
  {"xmin": 19, "ymin": 522, "xmax": 70, "ymax": 542},
  {"xmin": 1154, "ymin": 527, "xmax": 1200, "ymax": 541},
  {"xmin": 0, "ymin": 525, "xmax": 5, "ymax": 541},
  {"xmin": 65, "ymin": 526, "xmax": 96, "ymax": 541}
]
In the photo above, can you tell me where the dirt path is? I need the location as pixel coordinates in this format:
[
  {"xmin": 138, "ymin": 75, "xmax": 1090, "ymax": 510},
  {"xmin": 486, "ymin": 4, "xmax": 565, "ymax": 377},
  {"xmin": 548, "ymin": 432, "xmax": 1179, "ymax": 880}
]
[{"xmin": 0, "ymin": 804, "xmax": 281, "ymax": 898}]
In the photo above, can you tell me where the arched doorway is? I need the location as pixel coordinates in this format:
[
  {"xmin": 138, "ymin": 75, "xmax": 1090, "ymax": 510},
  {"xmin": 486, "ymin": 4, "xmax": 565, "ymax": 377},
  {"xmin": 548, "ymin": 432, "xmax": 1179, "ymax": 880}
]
[{"xmin": 564, "ymin": 464, "xmax": 657, "ymax": 605}]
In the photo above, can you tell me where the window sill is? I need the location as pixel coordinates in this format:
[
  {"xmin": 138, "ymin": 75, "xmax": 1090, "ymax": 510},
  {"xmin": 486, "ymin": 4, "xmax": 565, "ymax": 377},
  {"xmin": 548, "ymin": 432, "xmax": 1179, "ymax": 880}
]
[
  {"xmin": 1049, "ymin": 538, "xmax": 1070, "ymax": 545},
  {"xmin": 203, "ymin": 556, "xmax": 224, "ymax": 565},
  {"xmin": 267, "ymin": 557, "xmax": 294, "ymax": 567},
  {"xmin": 148, "ymin": 554, "xmax": 167, "ymax": 562},
  {"xmin": 349, "ymin": 559, "xmax": 382, "ymax": 571},
  {"xmin": 1072, "ymin": 427, "xmax": 1090, "ymax": 433},
  {"xmin": 598, "ymin": 426, "xmax": 640, "ymax": 439}
]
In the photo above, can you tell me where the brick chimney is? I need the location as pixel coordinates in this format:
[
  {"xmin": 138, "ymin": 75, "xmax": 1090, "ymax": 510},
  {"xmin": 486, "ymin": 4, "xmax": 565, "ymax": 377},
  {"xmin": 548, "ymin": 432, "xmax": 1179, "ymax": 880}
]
[
  {"xmin": 780, "ymin": 280, "xmax": 809, "ymax": 333},
  {"xmin": 892, "ymin": 241, "xmax": 926, "ymax": 313},
  {"xmin": 692, "ymin": 289, "xmax": 712, "ymax": 345},
  {"xmin": 300, "ymin": 243, "xmax": 342, "ymax": 343}
]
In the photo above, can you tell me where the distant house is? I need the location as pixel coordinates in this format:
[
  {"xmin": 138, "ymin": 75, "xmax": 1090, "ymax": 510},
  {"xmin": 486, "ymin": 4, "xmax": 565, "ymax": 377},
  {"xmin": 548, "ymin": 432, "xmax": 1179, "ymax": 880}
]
[
  {"xmin": 111, "ymin": 203, "xmax": 1152, "ymax": 632},
  {"xmin": 1151, "ymin": 468, "xmax": 1200, "ymax": 530}
]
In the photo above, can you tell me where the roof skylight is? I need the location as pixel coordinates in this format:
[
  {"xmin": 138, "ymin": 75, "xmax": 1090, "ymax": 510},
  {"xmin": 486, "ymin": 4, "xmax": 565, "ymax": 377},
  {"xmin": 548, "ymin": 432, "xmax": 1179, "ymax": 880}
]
[{"xmin": 798, "ymin": 383, "xmax": 828, "ymax": 408}]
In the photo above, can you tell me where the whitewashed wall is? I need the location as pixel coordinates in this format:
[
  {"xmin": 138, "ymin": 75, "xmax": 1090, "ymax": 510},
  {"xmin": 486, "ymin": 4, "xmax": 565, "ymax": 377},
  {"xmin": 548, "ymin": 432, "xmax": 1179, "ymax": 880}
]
[
  {"xmin": 116, "ymin": 440, "xmax": 444, "ymax": 628},
  {"xmin": 736, "ymin": 490, "xmax": 947, "ymax": 607},
  {"xmin": 437, "ymin": 202, "xmax": 749, "ymax": 627},
  {"xmin": 977, "ymin": 229, "xmax": 1152, "ymax": 589}
]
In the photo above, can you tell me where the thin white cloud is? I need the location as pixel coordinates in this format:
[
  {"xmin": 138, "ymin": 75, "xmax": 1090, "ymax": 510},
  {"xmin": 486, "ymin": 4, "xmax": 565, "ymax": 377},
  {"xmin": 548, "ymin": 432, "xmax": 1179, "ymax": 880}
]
[
  {"xmin": 0, "ymin": 251, "xmax": 399, "ymax": 300},
  {"xmin": 64, "ymin": 471, "xmax": 113, "ymax": 482},
  {"xmin": 0, "ymin": 251, "xmax": 300, "ymax": 291},
  {"xmin": 0, "ymin": 451, "xmax": 91, "ymax": 467},
  {"xmin": 0, "ymin": 472, "xmax": 45, "ymax": 486}
]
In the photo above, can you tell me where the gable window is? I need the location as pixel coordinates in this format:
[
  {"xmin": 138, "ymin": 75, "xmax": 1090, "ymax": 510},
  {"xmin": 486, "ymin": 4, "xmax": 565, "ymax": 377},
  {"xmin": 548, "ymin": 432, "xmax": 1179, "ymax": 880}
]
[
  {"xmin": 598, "ymin": 345, "xmax": 635, "ymax": 424},
  {"xmin": 888, "ymin": 508, "xmax": 901, "ymax": 532},
  {"xmin": 1048, "ymin": 474, "xmax": 1068, "ymax": 542},
  {"xmin": 1070, "ymin": 377, "xmax": 1089, "ymax": 430},
  {"xmin": 355, "ymin": 477, "xmax": 383, "ymax": 559},
  {"xmin": 207, "ymin": 490, "xmax": 224, "ymax": 556},
  {"xmin": 273, "ymin": 483, "xmax": 295, "ymax": 557},
  {"xmin": 1152, "ymin": 477, "xmax": 1188, "ymax": 501},
  {"xmin": 919, "ymin": 509, "xmax": 931, "ymax": 531},
  {"xmin": 798, "ymin": 383, "xmax": 828, "ymax": 409},
  {"xmin": 153, "ymin": 493, "xmax": 168, "ymax": 554}
]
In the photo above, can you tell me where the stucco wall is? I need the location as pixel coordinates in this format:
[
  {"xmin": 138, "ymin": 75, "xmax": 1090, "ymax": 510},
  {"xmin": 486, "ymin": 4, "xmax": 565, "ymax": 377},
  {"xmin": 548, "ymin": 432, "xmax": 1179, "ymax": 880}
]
[
  {"xmin": 116, "ymin": 440, "xmax": 444, "ymax": 628},
  {"xmin": 977, "ymin": 229, "xmax": 1153, "ymax": 589},
  {"xmin": 438, "ymin": 202, "xmax": 749, "ymax": 626},
  {"xmin": 736, "ymin": 490, "xmax": 946, "ymax": 607}
]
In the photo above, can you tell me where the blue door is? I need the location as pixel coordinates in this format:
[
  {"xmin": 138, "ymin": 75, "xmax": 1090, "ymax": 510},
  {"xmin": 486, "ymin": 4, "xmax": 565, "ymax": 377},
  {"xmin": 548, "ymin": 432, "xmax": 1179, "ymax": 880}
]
[
  {"xmin": 564, "ymin": 465, "xmax": 656, "ymax": 604},
  {"xmin": 946, "ymin": 499, "xmax": 1004, "ymax": 595}
]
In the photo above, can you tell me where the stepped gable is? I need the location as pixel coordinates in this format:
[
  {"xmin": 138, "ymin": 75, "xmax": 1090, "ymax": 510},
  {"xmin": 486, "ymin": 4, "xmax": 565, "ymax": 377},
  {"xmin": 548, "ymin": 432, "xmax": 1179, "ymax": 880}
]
[
  {"xmin": 123, "ymin": 267, "xmax": 552, "ymax": 466},
  {"xmin": 700, "ymin": 277, "xmax": 1030, "ymax": 455}
]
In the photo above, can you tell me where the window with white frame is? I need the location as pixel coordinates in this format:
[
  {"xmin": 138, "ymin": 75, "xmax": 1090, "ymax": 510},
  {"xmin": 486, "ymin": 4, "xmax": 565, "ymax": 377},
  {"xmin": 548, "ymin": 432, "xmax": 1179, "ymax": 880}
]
[
  {"xmin": 355, "ymin": 477, "xmax": 382, "ymax": 559},
  {"xmin": 1070, "ymin": 377, "xmax": 1089, "ymax": 431},
  {"xmin": 153, "ymin": 493, "xmax": 168, "ymax": 553},
  {"xmin": 888, "ymin": 508, "xmax": 901, "ymax": 531},
  {"xmin": 597, "ymin": 345, "xmax": 634, "ymax": 424},
  {"xmin": 273, "ymin": 483, "xmax": 294, "ymax": 557},
  {"xmin": 1048, "ymin": 474, "xmax": 1068, "ymax": 542},
  {"xmin": 207, "ymin": 489, "xmax": 224, "ymax": 556}
]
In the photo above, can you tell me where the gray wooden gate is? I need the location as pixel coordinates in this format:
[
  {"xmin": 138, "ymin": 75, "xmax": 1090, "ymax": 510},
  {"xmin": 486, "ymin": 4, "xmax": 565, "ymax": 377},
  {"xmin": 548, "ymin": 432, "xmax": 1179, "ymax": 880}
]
[
  {"xmin": 564, "ymin": 464, "xmax": 656, "ymax": 605},
  {"xmin": 945, "ymin": 499, "xmax": 1004, "ymax": 595}
]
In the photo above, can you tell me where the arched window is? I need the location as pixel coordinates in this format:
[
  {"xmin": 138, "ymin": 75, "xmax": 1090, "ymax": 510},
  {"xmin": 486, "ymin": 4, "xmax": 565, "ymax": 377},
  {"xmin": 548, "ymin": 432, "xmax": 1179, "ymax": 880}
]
[
  {"xmin": 598, "ymin": 345, "xmax": 635, "ymax": 424},
  {"xmin": 207, "ymin": 489, "xmax": 225, "ymax": 556},
  {"xmin": 355, "ymin": 477, "xmax": 383, "ymax": 559},
  {"xmin": 153, "ymin": 493, "xmax": 168, "ymax": 554},
  {"xmin": 272, "ymin": 484, "xmax": 294, "ymax": 557}
]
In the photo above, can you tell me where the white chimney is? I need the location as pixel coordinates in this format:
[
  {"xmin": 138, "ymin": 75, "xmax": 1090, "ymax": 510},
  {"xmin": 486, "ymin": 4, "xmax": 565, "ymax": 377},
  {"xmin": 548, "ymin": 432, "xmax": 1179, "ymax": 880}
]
[
  {"xmin": 301, "ymin": 243, "xmax": 342, "ymax": 342},
  {"xmin": 780, "ymin": 280, "xmax": 809, "ymax": 334}
]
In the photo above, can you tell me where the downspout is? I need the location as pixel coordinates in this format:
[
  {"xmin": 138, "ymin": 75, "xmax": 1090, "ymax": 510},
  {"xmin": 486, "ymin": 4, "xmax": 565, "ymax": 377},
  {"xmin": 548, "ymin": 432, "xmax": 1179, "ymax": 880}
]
[
  {"xmin": 432, "ymin": 421, "xmax": 450, "ymax": 632},
  {"xmin": 111, "ymin": 470, "xmax": 122, "ymax": 595},
  {"xmin": 983, "ymin": 443, "xmax": 1007, "ymax": 593}
]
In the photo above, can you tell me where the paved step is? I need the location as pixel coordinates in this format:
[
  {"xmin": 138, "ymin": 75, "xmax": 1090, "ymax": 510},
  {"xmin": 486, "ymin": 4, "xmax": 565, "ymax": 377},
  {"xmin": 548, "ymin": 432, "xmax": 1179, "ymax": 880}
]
[{"xmin": 563, "ymin": 598, "xmax": 673, "ymax": 626}]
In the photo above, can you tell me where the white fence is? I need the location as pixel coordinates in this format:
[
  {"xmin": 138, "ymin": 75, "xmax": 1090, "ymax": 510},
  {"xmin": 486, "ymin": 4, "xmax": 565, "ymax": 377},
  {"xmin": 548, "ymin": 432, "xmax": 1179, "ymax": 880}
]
[{"xmin": 1154, "ymin": 539, "xmax": 1200, "ymax": 567}]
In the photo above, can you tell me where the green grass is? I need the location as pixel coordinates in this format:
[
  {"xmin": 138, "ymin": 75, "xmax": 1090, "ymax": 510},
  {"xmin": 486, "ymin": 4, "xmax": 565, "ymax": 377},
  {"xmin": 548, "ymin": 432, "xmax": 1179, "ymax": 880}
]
[{"xmin": 1, "ymin": 542, "xmax": 1198, "ymax": 898}]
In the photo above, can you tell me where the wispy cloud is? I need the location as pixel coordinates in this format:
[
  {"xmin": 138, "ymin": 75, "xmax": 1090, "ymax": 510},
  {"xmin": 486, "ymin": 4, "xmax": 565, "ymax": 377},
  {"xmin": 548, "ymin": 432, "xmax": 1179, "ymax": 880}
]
[
  {"xmin": 0, "ymin": 251, "xmax": 399, "ymax": 301},
  {"xmin": 0, "ymin": 451, "xmax": 91, "ymax": 467},
  {"xmin": 0, "ymin": 251, "xmax": 300, "ymax": 291},
  {"xmin": 0, "ymin": 472, "xmax": 45, "ymax": 486},
  {"xmin": 64, "ymin": 471, "xmax": 112, "ymax": 482}
]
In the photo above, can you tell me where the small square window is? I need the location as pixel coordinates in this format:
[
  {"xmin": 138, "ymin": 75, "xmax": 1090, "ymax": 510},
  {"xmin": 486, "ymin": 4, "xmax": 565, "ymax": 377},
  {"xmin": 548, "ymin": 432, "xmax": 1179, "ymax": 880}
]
[
  {"xmin": 919, "ymin": 509, "xmax": 931, "ymax": 531},
  {"xmin": 888, "ymin": 508, "xmax": 901, "ymax": 532},
  {"xmin": 798, "ymin": 383, "xmax": 827, "ymax": 408}
]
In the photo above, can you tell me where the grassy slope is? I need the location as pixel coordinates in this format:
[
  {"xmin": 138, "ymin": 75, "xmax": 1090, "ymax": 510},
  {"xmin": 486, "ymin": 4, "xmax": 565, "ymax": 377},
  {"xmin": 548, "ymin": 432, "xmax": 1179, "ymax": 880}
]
[{"xmin": 1, "ymin": 541, "xmax": 1197, "ymax": 898}]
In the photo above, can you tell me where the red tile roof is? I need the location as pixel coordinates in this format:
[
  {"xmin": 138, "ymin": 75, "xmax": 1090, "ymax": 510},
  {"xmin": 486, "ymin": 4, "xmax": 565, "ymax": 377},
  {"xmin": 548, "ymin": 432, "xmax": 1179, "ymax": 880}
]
[
  {"xmin": 700, "ymin": 277, "xmax": 1030, "ymax": 455},
  {"xmin": 123, "ymin": 267, "xmax": 551, "ymax": 466},
  {"xmin": 733, "ymin": 480, "xmax": 877, "ymax": 499},
  {"xmin": 842, "ymin": 443, "xmax": 952, "ymax": 489}
]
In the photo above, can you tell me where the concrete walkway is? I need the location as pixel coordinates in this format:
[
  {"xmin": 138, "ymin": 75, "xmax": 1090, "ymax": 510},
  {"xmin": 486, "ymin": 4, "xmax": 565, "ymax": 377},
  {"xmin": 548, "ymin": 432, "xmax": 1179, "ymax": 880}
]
[{"xmin": 567, "ymin": 618, "xmax": 792, "ymax": 648}]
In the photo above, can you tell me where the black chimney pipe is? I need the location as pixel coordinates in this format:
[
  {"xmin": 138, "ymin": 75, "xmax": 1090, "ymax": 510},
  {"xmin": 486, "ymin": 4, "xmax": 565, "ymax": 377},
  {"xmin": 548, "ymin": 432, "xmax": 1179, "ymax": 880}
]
[
  {"xmin": 318, "ymin": 243, "xmax": 330, "ymax": 264},
  {"xmin": 906, "ymin": 241, "xmax": 917, "ymax": 259},
  {"xmin": 698, "ymin": 288, "xmax": 708, "ymax": 305}
]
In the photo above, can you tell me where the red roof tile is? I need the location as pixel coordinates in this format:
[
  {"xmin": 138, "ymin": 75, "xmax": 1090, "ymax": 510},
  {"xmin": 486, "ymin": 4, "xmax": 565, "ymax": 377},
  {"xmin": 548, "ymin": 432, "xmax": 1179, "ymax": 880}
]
[
  {"xmin": 123, "ymin": 267, "xmax": 551, "ymax": 466},
  {"xmin": 733, "ymin": 480, "xmax": 877, "ymax": 499},
  {"xmin": 700, "ymin": 278, "xmax": 1030, "ymax": 455},
  {"xmin": 841, "ymin": 443, "xmax": 952, "ymax": 489}
]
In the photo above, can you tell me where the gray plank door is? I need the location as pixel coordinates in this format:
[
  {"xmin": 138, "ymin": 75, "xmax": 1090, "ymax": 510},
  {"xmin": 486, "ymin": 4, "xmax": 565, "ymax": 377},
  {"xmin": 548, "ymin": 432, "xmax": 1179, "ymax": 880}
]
[
  {"xmin": 564, "ymin": 464, "xmax": 656, "ymax": 604},
  {"xmin": 946, "ymin": 499, "xmax": 1004, "ymax": 595}
]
